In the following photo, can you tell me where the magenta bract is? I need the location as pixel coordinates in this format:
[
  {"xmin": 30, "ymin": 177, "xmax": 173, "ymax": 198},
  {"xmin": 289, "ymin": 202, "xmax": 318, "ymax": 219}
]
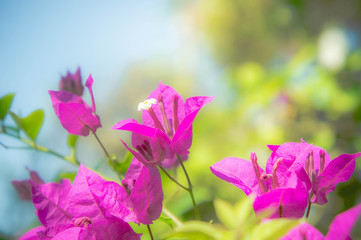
[
  {"xmin": 211, "ymin": 153, "xmax": 309, "ymax": 218},
  {"xmin": 19, "ymin": 164, "xmax": 141, "ymax": 240},
  {"xmin": 112, "ymin": 82, "xmax": 213, "ymax": 168},
  {"xmin": 49, "ymin": 74, "xmax": 101, "ymax": 136},
  {"xmin": 12, "ymin": 168, "xmax": 44, "ymax": 201},
  {"xmin": 266, "ymin": 140, "xmax": 361, "ymax": 204},
  {"xmin": 280, "ymin": 203, "xmax": 361, "ymax": 240},
  {"xmin": 59, "ymin": 67, "xmax": 84, "ymax": 96}
]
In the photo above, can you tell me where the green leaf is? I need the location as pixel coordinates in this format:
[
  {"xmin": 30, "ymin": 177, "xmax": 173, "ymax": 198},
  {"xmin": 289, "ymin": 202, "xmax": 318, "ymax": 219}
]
[
  {"xmin": 158, "ymin": 216, "xmax": 174, "ymax": 229},
  {"xmin": 67, "ymin": 134, "xmax": 78, "ymax": 148},
  {"xmin": 10, "ymin": 110, "xmax": 45, "ymax": 141},
  {"xmin": 112, "ymin": 151, "xmax": 133, "ymax": 174},
  {"xmin": 0, "ymin": 93, "xmax": 15, "ymax": 120},
  {"xmin": 57, "ymin": 172, "xmax": 77, "ymax": 182},
  {"xmin": 214, "ymin": 198, "xmax": 236, "ymax": 229},
  {"xmin": 250, "ymin": 218, "xmax": 301, "ymax": 240},
  {"xmin": 163, "ymin": 221, "xmax": 225, "ymax": 240},
  {"xmin": 234, "ymin": 196, "xmax": 256, "ymax": 226}
]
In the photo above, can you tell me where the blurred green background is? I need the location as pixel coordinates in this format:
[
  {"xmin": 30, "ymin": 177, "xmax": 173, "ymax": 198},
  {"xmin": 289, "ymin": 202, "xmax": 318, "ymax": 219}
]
[{"xmin": 1, "ymin": 0, "xmax": 361, "ymax": 239}]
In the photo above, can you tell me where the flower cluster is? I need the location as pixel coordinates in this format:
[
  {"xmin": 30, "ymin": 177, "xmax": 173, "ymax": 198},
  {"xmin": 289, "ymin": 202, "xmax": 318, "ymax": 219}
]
[
  {"xmin": 211, "ymin": 140, "xmax": 361, "ymax": 219},
  {"xmin": 11, "ymin": 68, "xmax": 361, "ymax": 239}
]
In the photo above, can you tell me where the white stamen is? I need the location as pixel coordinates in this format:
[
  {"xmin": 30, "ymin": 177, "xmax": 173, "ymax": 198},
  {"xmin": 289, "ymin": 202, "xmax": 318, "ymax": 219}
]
[{"xmin": 137, "ymin": 98, "xmax": 157, "ymax": 111}]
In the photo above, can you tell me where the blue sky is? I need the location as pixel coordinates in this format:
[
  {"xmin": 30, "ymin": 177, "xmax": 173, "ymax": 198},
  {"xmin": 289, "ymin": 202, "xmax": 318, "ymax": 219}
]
[{"xmin": 0, "ymin": 1, "xmax": 186, "ymax": 235}]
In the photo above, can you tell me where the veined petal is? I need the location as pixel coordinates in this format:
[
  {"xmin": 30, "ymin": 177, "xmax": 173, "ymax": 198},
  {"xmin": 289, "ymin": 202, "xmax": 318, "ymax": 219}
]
[
  {"xmin": 67, "ymin": 164, "xmax": 107, "ymax": 222},
  {"xmin": 19, "ymin": 226, "xmax": 46, "ymax": 240},
  {"xmin": 280, "ymin": 223, "xmax": 324, "ymax": 240},
  {"xmin": 82, "ymin": 164, "xmax": 137, "ymax": 223},
  {"xmin": 112, "ymin": 119, "xmax": 155, "ymax": 138},
  {"xmin": 79, "ymin": 218, "xmax": 141, "ymax": 240},
  {"xmin": 253, "ymin": 187, "xmax": 308, "ymax": 218},
  {"xmin": 120, "ymin": 140, "xmax": 153, "ymax": 167},
  {"xmin": 49, "ymin": 90, "xmax": 84, "ymax": 117},
  {"xmin": 313, "ymin": 153, "xmax": 361, "ymax": 204},
  {"xmin": 151, "ymin": 129, "xmax": 172, "ymax": 165},
  {"xmin": 52, "ymin": 227, "xmax": 81, "ymax": 240},
  {"xmin": 142, "ymin": 82, "xmax": 185, "ymax": 129},
  {"xmin": 30, "ymin": 179, "xmax": 72, "ymax": 227},
  {"xmin": 184, "ymin": 96, "xmax": 214, "ymax": 115},
  {"xmin": 130, "ymin": 165, "xmax": 163, "ymax": 225},
  {"xmin": 210, "ymin": 157, "xmax": 264, "ymax": 196},
  {"xmin": 325, "ymin": 203, "xmax": 361, "ymax": 240},
  {"xmin": 58, "ymin": 102, "xmax": 101, "ymax": 136},
  {"xmin": 266, "ymin": 141, "xmax": 331, "ymax": 185},
  {"xmin": 172, "ymin": 124, "xmax": 192, "ymax": 156},
  {"xmin": 37, "ymin": 223, "xmax": 75, "ymax": 239},
  {"xmin": 85, "ymin": 74, "xmax": 96, "ymax": 114}
]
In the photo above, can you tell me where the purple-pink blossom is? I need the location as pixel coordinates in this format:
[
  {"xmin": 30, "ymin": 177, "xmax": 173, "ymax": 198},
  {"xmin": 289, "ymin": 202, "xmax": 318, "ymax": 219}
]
[
  {"xmin": 280, "ymin": 203, "xmax": 361, "ymax": 240},
  {"xmin": 19, "ymin": 164, "xmax": 141, "ymax": 240},
  {"xmin": 211, "ymin": 151, "xmax": 309, "ymax": 218},
  {"xmin": 59, "ymin": 67, "xmax": 84, "ymax": 96},
  {"xmin": 112, "ymin": 82, "xmax": 213, "ymax": 168},
  {"xmin": 266, "ymin": 140, "xmax": 361, "ymax": 204},
  {"xmin": 49, "ymin": 74, "xmax": 101, "ymax": 136}
]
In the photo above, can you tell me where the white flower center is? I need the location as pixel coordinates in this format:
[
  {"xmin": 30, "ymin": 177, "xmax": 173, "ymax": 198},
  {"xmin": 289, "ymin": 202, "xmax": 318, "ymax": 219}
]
[{"xmin": 137, "ymin": 98, "xmax": 157, "ymax": 111}]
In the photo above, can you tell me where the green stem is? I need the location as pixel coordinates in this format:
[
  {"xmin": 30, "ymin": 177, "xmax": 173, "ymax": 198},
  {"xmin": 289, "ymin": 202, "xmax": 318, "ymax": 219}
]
[
  {"xmin": 2, "ymin": 127, "xmax": 73, "ymax": 163},
  {"xmin": 162, "ymin": 207, "xmax": 183, "ymax": 227},
  {"xmin": 176, "ymin": 154, "xmax": 200, "ymax": 221},
  {"xmin": 159, "ymin": 166, "xmax": 188, "ymax": 191},
  {"xmin": 93, "ymin": 132, "xmax": 123, "ymax": 181},
  {"xmin": 147, "ymin": 225, "xmax": 154, "ymax": 240},
  {"xmin": 306, "ymin": 200, "xmax": 312, "ymax": 221}
]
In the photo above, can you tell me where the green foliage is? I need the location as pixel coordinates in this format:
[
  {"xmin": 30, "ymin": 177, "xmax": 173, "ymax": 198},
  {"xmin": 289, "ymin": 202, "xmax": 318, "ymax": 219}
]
[
  {"xmin": 9, "ymin": 109, "xmax": 44, "ymax": 141},
  {"xmin": 111, "ymin": 151, "xmax": 133, "ymax": 175},
  {"xmin": 67, "ymin": 134, "xmax": 78, "ymax": 148},
  {"xmin": 0, "ymin": 93, "xmax": 15, "ymax": 120},
  {"xmin": 65, "ymin": 134, "xmax": 79, "ymax": 165},
  {"xmin": 164, "ymin": 197, "xmax": 300, "ymax": 240}
]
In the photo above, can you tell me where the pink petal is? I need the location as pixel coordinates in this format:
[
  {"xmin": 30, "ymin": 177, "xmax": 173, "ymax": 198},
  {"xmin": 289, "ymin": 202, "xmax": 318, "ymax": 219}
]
[
  {"xmin": 120, "ymin": 140, "xmax": 152, "ymax": 167},
  {"xmin": 253, "ymin": 187, "xmax": 308, "ymax": 218},
  {"xmin": 325, "ymin": 203, "xmax": 361, "ymax": 240},
  {"xmin": 19, "ymin": 226, "xmax": 46, "ymax": 240},
  {"xmin": 79, "ymin": 218, "xmax": 141, "ymax": 240},
  {"xmin": 59, "ymin": 67, "xmax": 84, "ymax": 96},
  {"xmin": 280, "ymin": 223, "xmax": 324, "ymax": 240},
  {"xmin": 67, "ymin": 164, "xmax": 107, "ymax": 222},
  {"xmin": 313, "ymin": 153, "xmax": 361, "ymax": 204},
  {"xmin": 210, "ymin": 157, "xmax": 264, "ymax": 196},
  {"xmin": 112, "ymin": 119, "xmax": 155, "ymax": 138},
  {"xmin": 58, "ymin": 102, "xmax": 101, "ymax": 136},
  {"xmin": 142, "ymin": 82, "xmax": 185, "ymax": 129},
  {"xmin": 52, "ymin": 227, "xmax": 81, "ymax": 240},
  {"xmin": 266, "ymin": 141, "xmax": 331, "ymax": 186},
  {"xmin": 184, "ymin": 96, "xmax": 214, "ymax": 115},
  {"xmin": 49, "ymin": 90, "xmax": 84, "ymax": 117},
  {"xmin": 12, "ymin": 169, "xmax": 45, "ymax": 201},
  {"xmin": 85, "ymin": 74, "xmax": 96, "ymax": 113},
  {"xmin": 37, "ymin": 223, "xmax": 75, "ymax": 239},
  {"xmin": 30, "ymin": 179, "xmax": 72, "ymax": 227},
  {"xmin": 130, "ymin": 165, "xmax": 163, "ymax": 225},
  {"xmin": 150, "ymin": 129, "xmax": 172, "ymax": 165}
]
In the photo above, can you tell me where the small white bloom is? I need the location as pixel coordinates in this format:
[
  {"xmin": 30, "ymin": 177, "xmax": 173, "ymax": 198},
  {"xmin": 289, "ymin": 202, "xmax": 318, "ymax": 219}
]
[{"xmin": 137, "ymin": 98, "xmax": 157, "ymax": 111}]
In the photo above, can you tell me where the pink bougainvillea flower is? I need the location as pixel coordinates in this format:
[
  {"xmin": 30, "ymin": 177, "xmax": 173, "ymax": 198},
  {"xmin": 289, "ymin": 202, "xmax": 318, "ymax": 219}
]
[
  {"xmin": 83, "ymin": 160, "xmax": 163, "ymax": 225},
  {"xmin": 12, "ymin": 168, "xmax": 44, "ymax": 201},
  {"xmin": 280, "ymin": 203, "xmax": 361, "ymax": 240},
  {"xmin": 266, "ymin": 140, "xmax": 361, "ymax": 204},
  {"xmin": 49, "ymin": 74, "xmax": 101, "ymax": 136},
  {"xmin": 59, "ymin": 67, "xmax": 84, "ymax": 96},
  {"xmin": 113, "ymin": 82, "xmax": 213, "ymax": 168},
  {"xmin": 19, "ymin": 165, "xmax": 141, "ymax": 240},
  {"xmin": 211, "ymin": 152, "xmax": 309, "ymax": 218}
]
